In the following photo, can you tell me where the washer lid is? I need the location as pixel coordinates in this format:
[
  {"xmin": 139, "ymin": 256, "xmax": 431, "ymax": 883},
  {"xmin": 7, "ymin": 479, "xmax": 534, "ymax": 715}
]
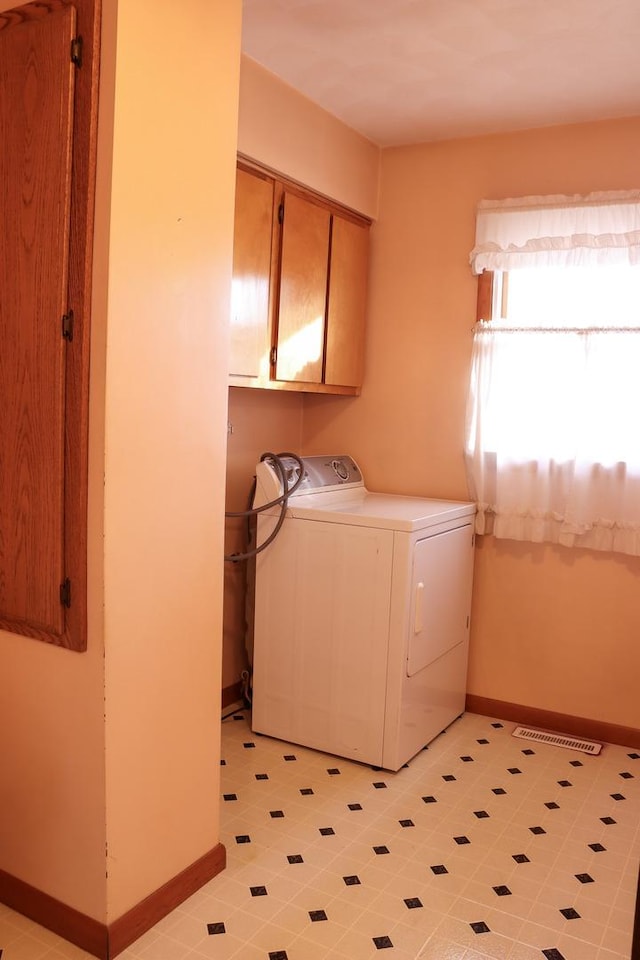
[{"xmin": 288, "ymin": 491, "xmax": 476, "ymax": 532}]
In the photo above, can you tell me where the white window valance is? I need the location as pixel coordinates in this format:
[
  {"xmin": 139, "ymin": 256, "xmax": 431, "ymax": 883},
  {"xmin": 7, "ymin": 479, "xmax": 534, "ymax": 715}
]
[{"xmin": 469, "ymin": 190, "xmax": 640, "ymax": 275}]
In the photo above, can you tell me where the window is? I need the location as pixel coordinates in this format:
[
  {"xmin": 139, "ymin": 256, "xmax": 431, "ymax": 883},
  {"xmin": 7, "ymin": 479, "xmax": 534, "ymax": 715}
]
[{"xmin": 465, "ymin": 192, "xmax": 640, "ymax": 557}]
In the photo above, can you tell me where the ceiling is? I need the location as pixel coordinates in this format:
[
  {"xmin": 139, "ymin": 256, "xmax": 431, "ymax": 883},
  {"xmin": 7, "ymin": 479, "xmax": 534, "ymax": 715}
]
[{"xmin": 241, "ymin": 0, "xmax": 640, "ymax": 147}]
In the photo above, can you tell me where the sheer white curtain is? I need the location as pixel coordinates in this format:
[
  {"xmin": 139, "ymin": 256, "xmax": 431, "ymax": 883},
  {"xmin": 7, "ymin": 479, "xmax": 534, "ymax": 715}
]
[{"xmin": 465, "ymin": 191, "xmax": 640, "ymax": 557}]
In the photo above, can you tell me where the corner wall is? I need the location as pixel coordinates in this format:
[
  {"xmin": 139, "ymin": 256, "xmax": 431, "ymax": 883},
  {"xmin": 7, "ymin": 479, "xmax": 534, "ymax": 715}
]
[
  {"xmin": 99, "ymin": 0, "xmax": 241, "ymax": 920},
  {"xmin": 224, "ymin": 389, "xmax": 305, "ymax": 690}
]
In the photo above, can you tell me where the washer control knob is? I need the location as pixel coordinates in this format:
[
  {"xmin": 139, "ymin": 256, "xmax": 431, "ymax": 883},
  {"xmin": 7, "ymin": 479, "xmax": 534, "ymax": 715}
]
[
  {"xmin": 285, "ymin": 465, "xmax": 299, "ymax": 487},
  {"xmin": 331, "ymin": 459, "xmax": 350, "ymax": 481}
]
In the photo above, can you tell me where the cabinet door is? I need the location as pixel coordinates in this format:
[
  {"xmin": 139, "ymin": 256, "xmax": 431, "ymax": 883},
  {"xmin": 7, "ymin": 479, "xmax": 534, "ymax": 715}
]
[
  {"xmin": 230, "ymin": 167, "xmax": 274, "ymax": 377},
  {"xmin": 325, "ymin": 215, "xmax": 369, "ymax": 387},
  {"xmin": 275, "ymin": 191, "xmax": 330, "ymax": 383},
  {"xmin": 0, "ymin": 6, "xmax": 76, "ymax": 641}
]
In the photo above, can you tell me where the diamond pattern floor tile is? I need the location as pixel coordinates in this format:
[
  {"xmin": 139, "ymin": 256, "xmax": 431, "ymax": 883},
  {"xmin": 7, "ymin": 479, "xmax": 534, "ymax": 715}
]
[{"xmin": 1, "ymin": 711, "xmax": 638, "ymax": 960}]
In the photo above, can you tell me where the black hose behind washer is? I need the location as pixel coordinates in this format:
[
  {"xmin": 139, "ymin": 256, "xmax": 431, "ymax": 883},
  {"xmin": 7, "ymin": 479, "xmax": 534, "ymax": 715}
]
[{"xmin": 224, "ymin": 451, "xmax": 305, "ymax": 562}]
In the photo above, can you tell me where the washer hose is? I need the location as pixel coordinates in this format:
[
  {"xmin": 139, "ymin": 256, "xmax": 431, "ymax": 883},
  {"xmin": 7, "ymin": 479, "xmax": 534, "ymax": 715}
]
[{"xmin": 224, "ymin": 451, "xmax": 305, "ymax": 562}]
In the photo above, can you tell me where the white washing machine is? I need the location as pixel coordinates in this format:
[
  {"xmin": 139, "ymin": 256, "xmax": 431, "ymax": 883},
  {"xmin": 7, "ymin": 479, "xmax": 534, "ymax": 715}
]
[{"xmin": 251, "ymin": 455, "xmax": 475, "ymax": 771}]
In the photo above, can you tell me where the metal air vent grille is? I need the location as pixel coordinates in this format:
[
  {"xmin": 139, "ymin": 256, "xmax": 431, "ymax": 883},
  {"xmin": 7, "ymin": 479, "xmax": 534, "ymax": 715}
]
[{"xmin": 512, "ymin": 725, "xmax": 602, "ymax": 755}]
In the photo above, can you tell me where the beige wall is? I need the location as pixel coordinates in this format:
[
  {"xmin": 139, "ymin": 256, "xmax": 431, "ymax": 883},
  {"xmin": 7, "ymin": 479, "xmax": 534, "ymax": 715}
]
[
  {"xmin": 304, "ymin": 115, "xmax": 640, "ymax": 730},
  {"xmin": 100, "ymin": 0, "xmax": 241, "ymax": 919},
  {"xmin": 238, "ymin": 56, "xmax": 380, "ymax": 219},
  {"xmin": 0, "ymin": 636, "xmax": 107, "ymax": 918},
  {"xmin": 0, "ymin": 0, "xmax": 241, "ymax": 926},
  {"xmin": 223, "ymin": 389, "xmax": 304, "ymax": 689}
]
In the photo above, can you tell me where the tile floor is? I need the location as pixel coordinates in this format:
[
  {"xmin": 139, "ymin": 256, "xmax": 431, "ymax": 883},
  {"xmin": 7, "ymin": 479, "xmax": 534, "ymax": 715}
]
[{"xmin": 1, "ymin": 710, "xmax": 638, "ymax": 960}]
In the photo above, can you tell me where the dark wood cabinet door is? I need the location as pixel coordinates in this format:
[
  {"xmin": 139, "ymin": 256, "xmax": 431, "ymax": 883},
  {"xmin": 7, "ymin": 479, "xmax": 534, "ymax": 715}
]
[{"xmin": 0, "ymin": 5, "xmax": 76, "ymax": 641}]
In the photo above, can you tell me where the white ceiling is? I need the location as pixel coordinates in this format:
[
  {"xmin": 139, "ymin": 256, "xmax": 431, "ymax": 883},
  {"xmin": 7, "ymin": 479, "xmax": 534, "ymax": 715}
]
[{"xmin": 241, "ymin": 0, "xmax": 640, "ymax": 147}]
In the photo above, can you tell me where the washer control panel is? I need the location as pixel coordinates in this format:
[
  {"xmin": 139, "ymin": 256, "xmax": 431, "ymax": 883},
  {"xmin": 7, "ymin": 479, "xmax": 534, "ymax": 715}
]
[
  {"xmin": 301, "ymin": 455, "xmax": 361, "ymax": 492},
  {"xmin": 256, "ymin": 455, "xmax": 363, "ymax": 504},
  {"xmin": 286, "ymin": 455, "xmax": 362, "ymax": 493}
]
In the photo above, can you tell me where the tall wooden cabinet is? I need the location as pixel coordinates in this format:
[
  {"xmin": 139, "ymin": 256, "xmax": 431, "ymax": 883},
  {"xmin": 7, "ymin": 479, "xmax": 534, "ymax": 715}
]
[
  {"xmin": 0, "ymin": 0, "xmax": 99, "ymax": 651},
  {"xmin": 230, "ymin": 162, "xmax": 370, "ymax": 395}
]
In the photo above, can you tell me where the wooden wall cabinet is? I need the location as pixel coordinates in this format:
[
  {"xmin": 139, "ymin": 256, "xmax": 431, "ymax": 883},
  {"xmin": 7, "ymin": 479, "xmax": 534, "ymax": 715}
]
[
  {"xmin": 229, "ymin": 162, "xmax": 370, "ymax": 395},
  {"xmin": 0, "ymin": 0, "xmax": 98, "ymax": 651}
]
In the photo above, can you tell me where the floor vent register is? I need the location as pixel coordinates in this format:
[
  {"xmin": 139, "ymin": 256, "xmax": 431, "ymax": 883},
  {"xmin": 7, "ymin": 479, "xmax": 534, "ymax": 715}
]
[{"xmin": 512, "ymin": 725, "xmax": 602, "ymax": 755}]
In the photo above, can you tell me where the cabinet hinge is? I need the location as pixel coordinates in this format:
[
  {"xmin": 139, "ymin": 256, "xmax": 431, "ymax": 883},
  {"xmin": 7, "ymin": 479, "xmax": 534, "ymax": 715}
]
[
  {"xmin": 62, "ymin": 310, "xmax": 74, "ymax": 341},
  {"xmin": 270, "ymin": 345, "xmax": 277, "ymax": 366},
  {"xmin": 60, "ymin": 578, "xmax": 72, "ymax": 608},
  {"xmin": 278, "ymin": 202, "xmax": 284, "ymax": 225},
  {"xmin": 70, "ymin": 36, "xmax": 83, "ymax": 67}
]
